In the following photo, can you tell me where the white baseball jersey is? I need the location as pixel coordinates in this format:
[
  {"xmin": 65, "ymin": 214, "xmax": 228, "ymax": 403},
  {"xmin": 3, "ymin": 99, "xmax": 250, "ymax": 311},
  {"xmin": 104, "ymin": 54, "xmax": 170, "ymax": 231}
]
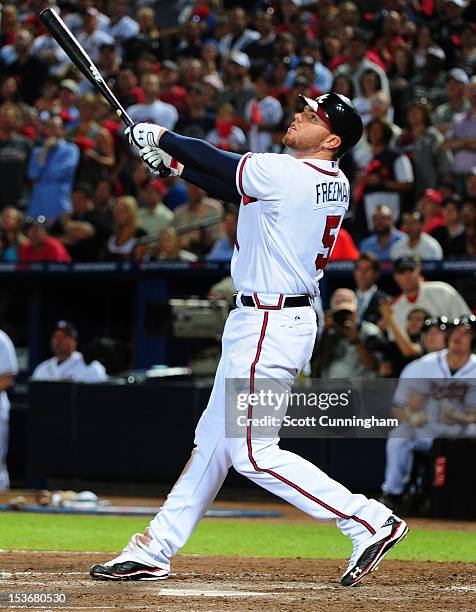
[
  {"xmin": 233, "ymin": 153, "xmax": 350, "ymax": 296},
  {"xmin": 0, "ymin": 330, "xmax": 18, "ymax": 420},
  {"xmin": 394, "ymin": 350, "xmax": 476, "ymax": 435},
  {"xmin": 31, "ymin": 351, "xmax": 107, "ymax": 383}
]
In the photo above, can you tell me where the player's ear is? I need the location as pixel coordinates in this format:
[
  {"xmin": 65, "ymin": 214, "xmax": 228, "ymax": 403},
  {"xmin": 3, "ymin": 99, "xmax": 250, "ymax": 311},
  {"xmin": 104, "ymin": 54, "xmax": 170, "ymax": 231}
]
[{"xmin": 325, "ymin": 133, "xmax": 341, "ymax": 152}]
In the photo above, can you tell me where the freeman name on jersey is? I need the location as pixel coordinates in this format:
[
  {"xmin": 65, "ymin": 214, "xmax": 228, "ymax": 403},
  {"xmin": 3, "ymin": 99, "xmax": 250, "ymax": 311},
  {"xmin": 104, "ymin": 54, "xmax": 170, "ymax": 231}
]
[{"xmin": 316, "ymin": 181, "xmax": 349, "ymax": 206}]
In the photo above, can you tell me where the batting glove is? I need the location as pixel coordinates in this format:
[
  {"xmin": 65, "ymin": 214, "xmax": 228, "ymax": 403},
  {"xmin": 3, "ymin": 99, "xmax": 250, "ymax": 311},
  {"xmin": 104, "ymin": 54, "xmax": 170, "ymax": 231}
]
[
  {"xmin": 125, "ymin": 122, "xmax": 167, "ymax": 149},
  {"xmin": 140, "ymin": 145, "xmax": 183, "ymax": 177}
]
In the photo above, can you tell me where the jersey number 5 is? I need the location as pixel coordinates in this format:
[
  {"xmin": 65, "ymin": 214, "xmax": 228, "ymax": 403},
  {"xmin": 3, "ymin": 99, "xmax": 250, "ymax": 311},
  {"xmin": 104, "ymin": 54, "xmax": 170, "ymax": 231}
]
[{"xmin": 315, "ymin": 215, "xmax": 340, "ymax": 270}]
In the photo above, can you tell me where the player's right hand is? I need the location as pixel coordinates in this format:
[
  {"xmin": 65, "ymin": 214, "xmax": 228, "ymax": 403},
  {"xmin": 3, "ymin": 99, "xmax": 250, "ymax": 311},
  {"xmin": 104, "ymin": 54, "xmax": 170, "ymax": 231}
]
[{"xmin": 140, "ymin": 146, "xmax": 183, "ymax": 177}]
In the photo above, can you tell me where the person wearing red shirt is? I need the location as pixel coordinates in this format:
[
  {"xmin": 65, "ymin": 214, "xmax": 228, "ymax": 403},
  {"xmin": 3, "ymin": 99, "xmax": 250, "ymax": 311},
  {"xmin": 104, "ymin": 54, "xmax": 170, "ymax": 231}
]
[
  {"xmin": 418, "ymin": 188, "xmax": 445, "ymax": 234},
  {"xmin": 19, "ymin": 216, "xmax": 71, "ymax": 262}
]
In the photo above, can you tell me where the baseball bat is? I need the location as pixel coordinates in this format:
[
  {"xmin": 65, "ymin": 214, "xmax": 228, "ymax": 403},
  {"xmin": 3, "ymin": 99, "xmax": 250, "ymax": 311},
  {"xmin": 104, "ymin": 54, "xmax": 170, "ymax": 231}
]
[{"xmin": 39, "ymin": 8, "xmax": 170, "ymax": 177}]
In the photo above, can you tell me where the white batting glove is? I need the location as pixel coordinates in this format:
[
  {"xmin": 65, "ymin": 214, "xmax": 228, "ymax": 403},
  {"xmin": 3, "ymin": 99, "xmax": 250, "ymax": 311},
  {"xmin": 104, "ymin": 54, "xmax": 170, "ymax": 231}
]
[
  {"xmin": 125, "ymin": 122, "xmax": 167, "ymax": 149},
  {"xmin": 140, "ymin": 145, "xmax": 183, "ymax": 177}
]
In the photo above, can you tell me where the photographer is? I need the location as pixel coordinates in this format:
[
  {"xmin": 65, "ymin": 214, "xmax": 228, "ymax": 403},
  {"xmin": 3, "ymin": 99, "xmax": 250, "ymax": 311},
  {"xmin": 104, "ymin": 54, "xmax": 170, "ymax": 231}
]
[{"xmin": 317, "ymin": 288, "xmax": 386, "ymax": 379}]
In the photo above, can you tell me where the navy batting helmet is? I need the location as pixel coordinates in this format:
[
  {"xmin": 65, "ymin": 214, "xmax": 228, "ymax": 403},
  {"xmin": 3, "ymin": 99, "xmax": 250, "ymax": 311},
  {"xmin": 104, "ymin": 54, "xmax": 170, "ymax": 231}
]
[
  {"xmin": 299, "ymin": 92, "xmax": 364, "ymax": 157},
  {"xmin": 423, "ymin": 316, "xmax": 449, "ymax": 333}
]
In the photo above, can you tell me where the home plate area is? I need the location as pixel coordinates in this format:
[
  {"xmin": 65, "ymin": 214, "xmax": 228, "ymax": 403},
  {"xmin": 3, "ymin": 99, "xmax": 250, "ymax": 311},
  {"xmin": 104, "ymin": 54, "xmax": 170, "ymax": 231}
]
[{"xmin": 1, "ymin": 552, "xmax": 475, "ymax": 611}]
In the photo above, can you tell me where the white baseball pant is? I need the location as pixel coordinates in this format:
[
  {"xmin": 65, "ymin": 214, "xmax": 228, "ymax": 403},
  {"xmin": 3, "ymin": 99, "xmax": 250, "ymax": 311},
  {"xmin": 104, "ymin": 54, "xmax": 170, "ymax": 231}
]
[{"xmin": 138, "ymin": 295, "xmax": 392, "ymax": 570}]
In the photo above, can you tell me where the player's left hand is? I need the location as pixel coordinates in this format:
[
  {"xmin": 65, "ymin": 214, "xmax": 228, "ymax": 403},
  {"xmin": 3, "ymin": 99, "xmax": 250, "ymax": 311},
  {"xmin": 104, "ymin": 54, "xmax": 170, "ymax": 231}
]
[
  {"xmin": 125, "ymin": 122, "xmax": 167, "ymax": 149},
  {"xmin": 140, "ymin": 146, "xmax": 183, "ymax": 177}
]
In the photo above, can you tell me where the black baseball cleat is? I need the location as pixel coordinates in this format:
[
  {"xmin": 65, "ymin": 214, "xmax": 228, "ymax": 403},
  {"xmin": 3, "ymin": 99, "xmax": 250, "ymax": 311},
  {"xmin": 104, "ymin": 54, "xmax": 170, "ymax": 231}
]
[
  {"xmin": 341, "ymin": 515, "xmax": 408, "ymax": 587},
  {"xmin": 90, "ymin": 554, "xmax": 169, "ymax": 581}
]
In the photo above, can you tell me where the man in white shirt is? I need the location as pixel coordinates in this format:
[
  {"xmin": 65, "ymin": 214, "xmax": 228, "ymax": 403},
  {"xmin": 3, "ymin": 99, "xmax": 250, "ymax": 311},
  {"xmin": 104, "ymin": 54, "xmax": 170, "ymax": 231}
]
[
  {"xmin": 391, "ymin": 256, "xmax": 471, "ymax": 334},
  {"xmin": 244, "ymin": 74, "xmax": 284, "ymax": 153},
  {"xmin": 0, "ymin": 329, "xmax": 18, "ymax": 490},
  {"xmin": 77, "ymin": 8, "xmax": 115, "ymax": 64},
  {"xmin": 105, "ymin": 0, "xmax": 139, "ymax": 48},
  {"xmin": 390, "ymin": 211, "xmax": 443, "ymax": 260},
  {"xmin": 127, "ymin": 74, "xmax": 178, "ymax": 133},
  {"xmin": 32, "ymin": 321, "xmax": 107, "ymax": 383}
]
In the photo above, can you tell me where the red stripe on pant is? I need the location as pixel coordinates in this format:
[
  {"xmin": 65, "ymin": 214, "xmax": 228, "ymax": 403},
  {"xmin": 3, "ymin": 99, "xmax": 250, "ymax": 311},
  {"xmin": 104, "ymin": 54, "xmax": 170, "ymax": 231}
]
[{"xmin": 246, "ymin": 312, "xmax": 376, "ymax": 536}]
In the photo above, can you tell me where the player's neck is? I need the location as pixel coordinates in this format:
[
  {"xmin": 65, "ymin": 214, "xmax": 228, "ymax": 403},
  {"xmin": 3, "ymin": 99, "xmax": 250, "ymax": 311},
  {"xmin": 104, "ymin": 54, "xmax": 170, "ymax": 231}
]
[{"xmin": 294, "ymin": 151, "xmax": 337, "ymax": 163}]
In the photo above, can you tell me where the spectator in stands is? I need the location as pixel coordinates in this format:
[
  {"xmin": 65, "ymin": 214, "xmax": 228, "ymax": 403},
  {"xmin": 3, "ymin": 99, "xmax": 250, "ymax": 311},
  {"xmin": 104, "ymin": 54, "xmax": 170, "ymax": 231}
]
[
  {"xmin": 390, "ymin": 256, "xmax": 470, "ymax": 333},
  {"xmin": 444, "ymin": 75, "xmax": 476, "ymax": 183},
  {"xmin": 432, "ymin": 68, "xmax": 470, "ymax": 135},
  {"xmin": 244, "ymin": 74, "xmax": 283, "ymax": 153},
  {"xmin": 398, "ymin": 99, "xmax": 451, "ymax": 194},
  {"xmin": 77, "ymin": 8, "xmax": 115, "ymax": 64},
  {"xmin": 27, "ymin": 115, "xmax": 79, "ymax": 221},
  {"xmin": 242, "ymin": 10, "xmax": 276, "ymax": 75},
  {"xmin": 431, "ymin": 196, "xmax": 466, "ymax": 257},
  {"xmin": 127, "ymin": 74, "xmax": 178, "ymax": 131},
  {"xmin": 115, "ymin": 67, "xmax": 144, "ymax": 109},
  {"xmin": 58, "ymin": 80, "xmax": 80, "ymax": 130},
  {"xmin": 216, "ymin": 51, "xmax": 255, "ymax": 119},
  {"xmin": 173, "ymin": 184, "xmax": 223, "ymax": 257},
  {"xmin": 19, "ymin": 215, "xmax": 71, "ymax": 262},
  {"xmin": 0, "ymin": 103, "xmax": 31, "ymax": 211},
  {"xmin": 388, "ymin": 43, "xmax": 415, "ymax": 127},
  {"xmin": 390, "ymin": 211, "xmax": 443, "ymax": 261},
  {"xmin": 206, "ymin": 103, "xmax": 246, "ymax": 153},
  {"xmin": 353, "ymin": 253, "xmax": 389, "ymax": 325},
  {"xmin": 123, "ymin": 6, "xmax": 161, "ymax": 63},
  {"xmin": 352, "ymin": 68, "xmax": 384, "ymax": 127},
  {"xmin": 105, "ymin": 0, "xmax": 139, "ymax": 48},
  {"xmin": 174, "ymin": 83, "xmax": 215, "ymax": 140},
  {"xmin": 93, "ymin": 178, "xmax": 115, "ymax": 227},
  {"xmin": 207, "ymin": 206, "xmax": 238, "ymax": 263},
  {"xmin": 31, "ymin": 320, "xmax": 107, "ymax": 382},
  {"xmin": 404, "ymin": 47, "xmax": 448, "ymax": 110},
  {"xmin": 379, "ymin": 304, "xmax": 431, "ymax": 377},
  {"xmin": 138, "ymin": 179, "xmax": 173, "ymax": 236},
  {"xmin": 69, "ymin": 94, "xmax": 115, "ymax": 185},
  {"xmin": 0, "ymin": 4, "xmax": 19, "ymax": 48},
  {"xmin": 5, "ymin": 29, "xmax": 48, "ymax": 106},
  {"xmin": 354, "ymin": 118, "xmax": 413, "ymax": 236},
  {"xmin": 0, "ymin": 207, "xmax": 26, "ymax": 262},
  {"xmin": 461, "ymin": 197, "xmax": 476, "ymax": 257},
  {"xmin": 417, "ymin": 189, "xmax": 445, "ymax": 235},
  {"xmin": 0, "ymin": 325, "xmax": 17, "ymax": 490},
  {"xmin": 318, "ymin": 288, "xmax": 385, "ymax": 379},
  {"xmin": 358, "ymin": 205, "xmax": 405, "ymax": 260},
  {"xmin": 158, "ymin": 61, "xmax": 188, "ymax": 116},
  {"xmin": 51, "ymin": 184, "xmax": 112, "ymax": 262},
  {"xmin": 151, "ymin": 227, "xmax": 197, "ymax": 263},
  {"xmin": 104, "ymin": 196, "xmax": 147, "ymax": 261},
  {"xmin": 218, "ymin": 6, "xmax": 259, "ymax": 56},
  {"xmin": 334, "ymin": 30, "xmax": 390, "ymax": 99}
]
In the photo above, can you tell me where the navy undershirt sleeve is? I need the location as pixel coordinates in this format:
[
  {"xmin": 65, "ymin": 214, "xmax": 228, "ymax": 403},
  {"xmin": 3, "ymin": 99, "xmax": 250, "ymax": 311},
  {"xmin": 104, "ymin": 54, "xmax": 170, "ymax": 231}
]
[
  {"xmin": 160, "ymin": 131, "xmax": 241, "ymax": 186},
  {"xmin": 182, "ymin": 167, "xmax": 241, "ymax": 204}
]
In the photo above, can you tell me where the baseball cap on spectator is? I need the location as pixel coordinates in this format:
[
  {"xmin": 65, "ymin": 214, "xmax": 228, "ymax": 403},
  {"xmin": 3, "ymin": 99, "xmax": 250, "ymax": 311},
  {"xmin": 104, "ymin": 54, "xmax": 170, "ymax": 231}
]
[
  {"xmin": 161, "ymin": 60, "xmax": 178, "ymax": 72},
  {"xmin": 445, "ymin": 0, "xmax": 466, "ymax": 7},
  {"xmin": 60, "ymin": 79, "xmax": 79, "ymax": 95},
  {"xmin": 86, "ymin": 7, "xmax": 99, "ymax": 17},
  {"xmin": 426, "ymin": 47, "xmax": 446, "ymax": 61},
  {"xmin": 448, "ymin": 68, "xmax": 469, "ymax": 85},
  {"xmin": 423, "ymin": 188, "xmax": 443, "ymax": 206},
  {"xmin": 394, "ymin": 255, "xmax": 421, "ymax": 273},
  {"xmin": 298, "ymin": 56, "xmax": 315, "ymax": 68},
  {"xmin": 228, "ymin": 51, "xmax": 250, "ymax": 70},
  {"xmin": 203, "ymin": 74, "xmax": 224, "ymax": 91},
  {"xmin": 54, "ymin": 320, "xmax": 78, "ymax": 340},
  {"xmin": 330, "ymin": 288, "xmax": 357, "ymax": 313}
]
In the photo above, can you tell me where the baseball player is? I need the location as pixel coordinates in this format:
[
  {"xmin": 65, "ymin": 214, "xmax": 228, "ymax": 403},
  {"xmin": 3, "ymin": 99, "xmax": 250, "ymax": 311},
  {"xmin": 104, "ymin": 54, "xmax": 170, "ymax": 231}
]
[
  {"xmin": 0, "ymin": 328, "xmax": 18, "ymax": 490},
  {"xmin": 91, "ymin": 93, "xmax": 408, "ymax": 587},
  {"xmin": 32, "ymin": 321, "xmax": 107, "ymax": 383},
  {"xmin": 382, "ymin": 315, "xmax": 476, "ymax": 507}
]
